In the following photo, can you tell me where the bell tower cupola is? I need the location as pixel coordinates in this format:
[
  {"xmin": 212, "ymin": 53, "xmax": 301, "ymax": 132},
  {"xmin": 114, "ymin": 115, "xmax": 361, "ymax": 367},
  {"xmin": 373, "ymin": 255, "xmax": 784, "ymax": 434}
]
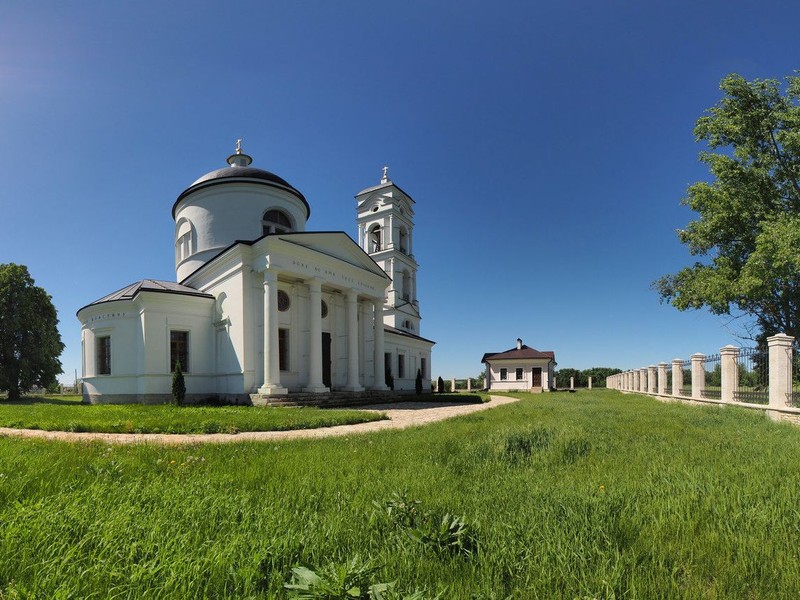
[{"xmin": 355, "ymin": 167, "xmax": 421, "ymax": 335}]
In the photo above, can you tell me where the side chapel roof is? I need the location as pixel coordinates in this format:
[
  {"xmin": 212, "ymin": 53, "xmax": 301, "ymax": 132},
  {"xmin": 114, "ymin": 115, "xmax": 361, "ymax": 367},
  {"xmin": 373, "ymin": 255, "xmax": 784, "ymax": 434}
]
[{"xmin": 78, "ymin": 280, "xmax": 213, "ymax": 313}]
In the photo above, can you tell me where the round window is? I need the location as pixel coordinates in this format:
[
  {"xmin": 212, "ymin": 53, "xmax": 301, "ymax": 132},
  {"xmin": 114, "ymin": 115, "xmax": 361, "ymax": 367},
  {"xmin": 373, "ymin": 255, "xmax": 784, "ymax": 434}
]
[
  {"xmin": 321, "ymin": 300, "xmax": 328, "ymax": 319},
  {"xmin": 277, "ymin": 290, "xmax": 290, "ymax": 312}
]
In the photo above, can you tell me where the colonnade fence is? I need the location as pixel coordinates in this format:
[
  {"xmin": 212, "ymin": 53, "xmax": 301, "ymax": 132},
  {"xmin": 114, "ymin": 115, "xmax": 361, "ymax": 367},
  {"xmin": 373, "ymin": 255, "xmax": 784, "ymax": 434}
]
[{"xmin": 606, "ymin": 333, "xmax": 800, "ymax": 423}]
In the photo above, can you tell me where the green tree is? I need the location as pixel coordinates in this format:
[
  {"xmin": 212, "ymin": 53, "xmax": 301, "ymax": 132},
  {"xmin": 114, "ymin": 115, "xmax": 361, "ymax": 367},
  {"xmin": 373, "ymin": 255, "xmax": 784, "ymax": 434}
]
[
  {"xmin": 655, "ymin": 72, "xmax": 800, "ymax": 341},
  {"xmin": 0, "ymin": 264, "xmax": 64, "ymax": 400}
]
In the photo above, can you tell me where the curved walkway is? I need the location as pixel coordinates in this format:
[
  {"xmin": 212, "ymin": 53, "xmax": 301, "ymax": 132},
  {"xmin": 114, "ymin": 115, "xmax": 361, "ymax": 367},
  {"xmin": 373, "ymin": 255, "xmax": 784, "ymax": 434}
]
[{"xmin": 0, "ymin": 395, "xmax": 518, "ymax": 445}]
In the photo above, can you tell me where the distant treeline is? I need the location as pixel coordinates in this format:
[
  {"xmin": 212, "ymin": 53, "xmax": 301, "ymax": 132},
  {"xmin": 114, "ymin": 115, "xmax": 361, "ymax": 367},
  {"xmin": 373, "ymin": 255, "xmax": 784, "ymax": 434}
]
[{"xmin": 554, "ymin": 367, "xmax": 622, "ymax": 388}]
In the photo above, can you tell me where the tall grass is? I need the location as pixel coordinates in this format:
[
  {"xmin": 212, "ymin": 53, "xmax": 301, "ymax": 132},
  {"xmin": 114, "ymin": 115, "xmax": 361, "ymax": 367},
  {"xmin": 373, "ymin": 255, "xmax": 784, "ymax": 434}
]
[{"xmin": 1, "ymin": 390, "xmax": 799, "ymax": 598}]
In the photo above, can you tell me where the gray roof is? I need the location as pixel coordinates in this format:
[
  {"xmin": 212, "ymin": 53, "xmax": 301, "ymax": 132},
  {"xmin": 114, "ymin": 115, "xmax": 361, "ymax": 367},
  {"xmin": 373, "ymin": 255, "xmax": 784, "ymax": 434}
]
[
  {"xmin": 173, "ymin": 166, "xmax": 309, "ymax": 218},
  {"xmin": 78, "ymin": 280, "xmax": 213, "ymax": 313}
]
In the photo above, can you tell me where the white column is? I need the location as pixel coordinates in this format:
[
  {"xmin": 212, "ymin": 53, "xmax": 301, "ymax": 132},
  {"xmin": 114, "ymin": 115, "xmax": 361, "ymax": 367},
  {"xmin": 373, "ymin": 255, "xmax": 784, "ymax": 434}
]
[
  {"xmin": 467, "ymin": 378, "xmax": 472, "ymax": 391},
  {"xmin": 691, "ymin": 353, "xmax": 705, "ymax": 399},
  {"xmin": 672, "ymin": 359, "xmax": 683, "ymax": 397},
  {"xmin": 639, "ymin": 368, "xmax": 648, "ymax": 392},
  {"xmin": 647, "ymin": 365, "xmax": 657, "ymax": 394},
  {"xmin": 720, "ymin": 345, "xmax": 739, "ymax": 403},
  {"xmin": 570, "ymin": 376, "xmax": 575, "ymax": 390},
  {"xmin": 588, "ymin": 376, "xmax": 592, "ymax": 390},
  {"xmin": 657, "ymin": 363, "xmax": 667, "ymax": 395},
  {"xmin": 303, "ymin": 278, "xmax": 328, "ymax": 393},
  {"xmin": 258, "ymin": 271, "xmax": 287, "ymax": 395},
  {"xmin": 768, "ymin": 333, "xmax": 794, "ymax": 410},
  {"xmin": 451, "ymin": 377, "xmax": 456, "ymax": 392},
  {"xmin": 372, "ymin": 299, "xmax": 388, "ymax": 390},
  {"xmin": 344, "ymin": 290, "xmax": 363, "ymax": 391}
]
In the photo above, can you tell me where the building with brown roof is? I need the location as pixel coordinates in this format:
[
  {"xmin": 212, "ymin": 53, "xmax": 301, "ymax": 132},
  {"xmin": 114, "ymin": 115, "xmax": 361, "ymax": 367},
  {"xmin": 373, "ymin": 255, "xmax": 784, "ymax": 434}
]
[{"xmin": 481, "ymin": 338, "xmax": 556, "ymax": 392}]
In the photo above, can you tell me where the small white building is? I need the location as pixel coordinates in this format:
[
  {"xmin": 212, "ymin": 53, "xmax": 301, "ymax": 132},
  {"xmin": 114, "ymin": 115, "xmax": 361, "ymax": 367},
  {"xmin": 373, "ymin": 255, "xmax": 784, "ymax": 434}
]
[
  {"xmin": 77, "ymin": 144, "xmax": 434, "ymax": 403},
  {"xmin": 481, "ymin": 339, "xmax": 556, "ymax": 392}
]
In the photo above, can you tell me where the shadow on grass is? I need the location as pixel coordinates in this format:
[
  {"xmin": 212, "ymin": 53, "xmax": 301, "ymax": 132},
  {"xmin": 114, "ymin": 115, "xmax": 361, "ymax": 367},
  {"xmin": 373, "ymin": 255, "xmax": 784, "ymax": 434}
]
[{"xmin": 0, "ymin": 395, "xmax": 83, "ymax": 406}]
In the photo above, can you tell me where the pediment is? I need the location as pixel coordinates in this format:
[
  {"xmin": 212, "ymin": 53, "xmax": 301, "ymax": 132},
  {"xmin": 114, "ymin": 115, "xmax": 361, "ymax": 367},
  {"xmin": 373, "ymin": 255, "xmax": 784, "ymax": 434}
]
[{"xmin": 273, "ymin": 232, "xmax": 389, "ymax": 279}]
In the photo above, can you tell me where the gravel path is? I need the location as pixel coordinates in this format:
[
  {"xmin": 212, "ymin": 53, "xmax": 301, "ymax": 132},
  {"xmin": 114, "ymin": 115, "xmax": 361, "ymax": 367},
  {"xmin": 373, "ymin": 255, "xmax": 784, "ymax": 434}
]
[{"xmin": 0, "ymin": 395, "xmax": 518, "ymax": 446}]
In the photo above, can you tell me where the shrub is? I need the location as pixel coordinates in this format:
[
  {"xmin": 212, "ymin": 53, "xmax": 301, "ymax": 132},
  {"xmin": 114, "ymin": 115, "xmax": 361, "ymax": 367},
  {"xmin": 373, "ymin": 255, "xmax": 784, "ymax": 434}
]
[
  {"xmin": 437, "ymin": 376, "xmax": 444, "ymax": 394},
  {"xmin": 415, "ymin": 369, "xmax": 423, "ymax": 395},
  {"xmin": 171, "ymin": 361, "xmax": 186, "ymax": 406}
]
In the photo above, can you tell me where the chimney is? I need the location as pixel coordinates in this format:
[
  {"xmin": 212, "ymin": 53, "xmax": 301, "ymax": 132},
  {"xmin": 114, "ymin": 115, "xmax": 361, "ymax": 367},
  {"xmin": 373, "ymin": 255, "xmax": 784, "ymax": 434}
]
[{"xmin": 516, "ymin": 338, "xmax": 522, "ymax": 350}]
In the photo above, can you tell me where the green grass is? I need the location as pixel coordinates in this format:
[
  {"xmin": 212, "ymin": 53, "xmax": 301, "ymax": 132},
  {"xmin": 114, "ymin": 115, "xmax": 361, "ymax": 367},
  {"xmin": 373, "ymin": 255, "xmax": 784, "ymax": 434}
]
[
  {"xmin": 1, "ymin": 389, "xmax": 800, "ymax": 598},
  {"xmin": 0, "ymin": 396, "xmax": 385, "ymax": 434}
]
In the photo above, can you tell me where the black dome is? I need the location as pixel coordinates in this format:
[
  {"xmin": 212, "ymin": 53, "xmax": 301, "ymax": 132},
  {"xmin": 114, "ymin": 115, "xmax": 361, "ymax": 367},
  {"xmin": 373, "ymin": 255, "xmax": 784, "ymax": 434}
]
[
  {"xmin": 190, "ymin": 166, "xmax": 294, "ymax": 188},
  {"xmin": 173, "ymin": 165, "xmax": 310, "ymax": 219}
]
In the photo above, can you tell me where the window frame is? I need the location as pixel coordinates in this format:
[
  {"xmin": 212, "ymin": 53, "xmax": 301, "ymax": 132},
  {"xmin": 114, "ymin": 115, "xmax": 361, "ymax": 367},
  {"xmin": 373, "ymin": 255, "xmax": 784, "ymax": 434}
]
[
  {"xmin": 262, "ymin": 209, "xmax": 293, "ymax": 235},
  {"xmin": 96, "ymin": 335, "xmax": 112, "ymax": 376},
  {"xmin": 515, "ymin": 367, "xmax": 524, "ymax": 381},
  {"xmin": 170, "ymin": 330, "xmax": 190, "ymax": 373},
  {"xmin": 500, "ymin": 367, "xmax": 507, "ymax": 381}
]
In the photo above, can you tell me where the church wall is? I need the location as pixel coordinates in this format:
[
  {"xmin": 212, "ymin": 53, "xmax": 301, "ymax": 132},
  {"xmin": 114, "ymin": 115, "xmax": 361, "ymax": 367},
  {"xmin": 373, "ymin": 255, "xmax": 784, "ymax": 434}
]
[
  {"xmin": 80, "ymin": 294, "xmax": 215, "ymax": 403},
  {"xmin": 384, "ymin": 332, "xmax": 432, "ymax": 391},
  {"xmin": 198, "ymin": 257, "xmax": 251, "ymax": 397}
]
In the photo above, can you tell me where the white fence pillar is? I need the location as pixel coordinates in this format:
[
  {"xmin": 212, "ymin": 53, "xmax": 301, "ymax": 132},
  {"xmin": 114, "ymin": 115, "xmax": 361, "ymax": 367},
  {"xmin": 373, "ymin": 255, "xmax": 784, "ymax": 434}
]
[
  {"xmin": 720, "ymin": 345, "xmax": 739, "ymax": 403},
  {"xmin": 691, "ymin": 353, "xmax": 705, "ymax": 399},
  {"xmin": 647, "ymin": 365, "xmax": 657, "ymax": 394},
  {"xmin": 768, "ymin": 333, "xmax": 794, "ymax": 409},
  {"xmin": 658, "ymin": 362, "xmax": 668, "ymax": 395},
  {"xmin": 451, "ymin": 378, "xmax": 456, "ymax": 393},
  {"xmin": 671, "ymin": 359, "xmax": 683, "ymax": 397},
  {"xmin": 639, "ymin": 368, "xmax": 648, "ymax": 393},
  {"xmin": 588, "ymin": 376, "xmax": 592, "ymax": 390},
  {"xmin": 570, "ymin": 376, "xmax": 575, "ymax": 390},
  {"xmin": 467, "ymin": 378, "xmax": 472, "ymax": 391}
]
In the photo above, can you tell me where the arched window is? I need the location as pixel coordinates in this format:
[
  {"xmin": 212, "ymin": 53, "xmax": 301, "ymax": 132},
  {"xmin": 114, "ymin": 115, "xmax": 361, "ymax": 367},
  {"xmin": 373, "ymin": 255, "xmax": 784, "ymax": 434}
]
[
  {"xmin": 369, "ymin": 225, "xmax": 382, "ymax": 252},
  {"xmin": 175, "ymin": 219, "xmax": 193, "ymax": 263},
  {"xmin": 398, "ymin": 227, "xmax": 408, "ymax": 254},
  {"xmin": 402, "ymin": 270, "xmax": 411, "ymax": 301},
  {"xmin": 262, "ymin": 209, "xmax": 293, "ymax": 235}
]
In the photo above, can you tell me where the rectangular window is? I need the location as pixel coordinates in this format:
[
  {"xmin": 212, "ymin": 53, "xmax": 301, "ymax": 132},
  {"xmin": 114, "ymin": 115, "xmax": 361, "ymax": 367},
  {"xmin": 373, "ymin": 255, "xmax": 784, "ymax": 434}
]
[
  {"xmin": 170, "ymin": 331, "xmax": 189, "ymax": 372},
  {"xmin": 96, "ymin": 336, "xmax": 111, "ymax": 375},
  {"xmin": 500, "ymin": 368, "xmax": 507, "ymax": 381},
  {"xmin": 279, "ymin": 328, "xmax": 289, "ymax": 371},
  {"xmin": 516, "ymin": 367, "xmax": 524, "ymax": 381},
  {"xmin": 398, "ymin": 354, "xmax": 405, "ymax": 379},
  {"xmin": 420, "ymin": 358, "xmax": 427, "ymax": 379}
]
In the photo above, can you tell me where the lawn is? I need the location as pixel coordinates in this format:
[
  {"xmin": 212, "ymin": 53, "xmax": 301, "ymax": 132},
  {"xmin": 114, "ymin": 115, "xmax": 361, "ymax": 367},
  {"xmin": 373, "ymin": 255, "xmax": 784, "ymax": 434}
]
[
  {"xmin": 1, "ymin": 389, "xmax": 799, "ymax": 598},
  {"xmin": 0, "ymin": 395, "xmax": 385, "ymax": 434}
]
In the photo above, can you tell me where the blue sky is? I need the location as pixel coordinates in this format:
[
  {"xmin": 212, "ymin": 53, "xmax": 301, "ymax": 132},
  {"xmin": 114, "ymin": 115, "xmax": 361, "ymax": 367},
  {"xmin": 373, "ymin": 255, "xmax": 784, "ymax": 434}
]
[{"xmin": 1, "ymin": 1, "xmax": 798, "ymax": 383}]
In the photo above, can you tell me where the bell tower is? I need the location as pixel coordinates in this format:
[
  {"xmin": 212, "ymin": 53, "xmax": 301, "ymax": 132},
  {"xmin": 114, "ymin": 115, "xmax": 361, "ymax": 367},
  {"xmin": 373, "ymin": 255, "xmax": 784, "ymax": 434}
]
[{"xmin": 355, "ymin": 167, "xmax": 421, "ymax": 335}]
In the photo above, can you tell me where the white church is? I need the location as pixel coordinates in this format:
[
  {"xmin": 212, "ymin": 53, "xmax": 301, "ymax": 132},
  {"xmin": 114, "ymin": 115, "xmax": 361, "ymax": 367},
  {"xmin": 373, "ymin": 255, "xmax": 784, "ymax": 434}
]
[{"xmin": 77, "ymin": 143, "xmax": 434, "ymax": 404}]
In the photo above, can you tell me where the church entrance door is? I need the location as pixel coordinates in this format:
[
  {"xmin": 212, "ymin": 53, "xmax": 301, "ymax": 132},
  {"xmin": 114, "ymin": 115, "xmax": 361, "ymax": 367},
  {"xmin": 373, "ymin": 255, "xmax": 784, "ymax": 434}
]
[{"xmin": 322, "ymin": 332, "xmax": 332, "ymax": 388}]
